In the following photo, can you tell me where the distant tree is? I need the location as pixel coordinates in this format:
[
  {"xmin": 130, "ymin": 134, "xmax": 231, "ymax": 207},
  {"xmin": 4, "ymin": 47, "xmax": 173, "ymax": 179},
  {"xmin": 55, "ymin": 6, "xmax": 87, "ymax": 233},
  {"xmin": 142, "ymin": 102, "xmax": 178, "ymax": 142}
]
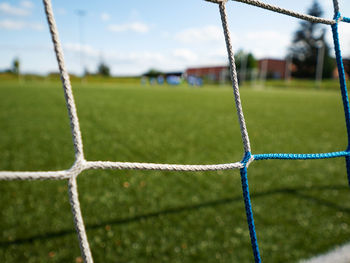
[
  {"xmin": 97, "ymin": 62, "xmax": 110, "ymax": 77},
  {"xmin": 246, "ymin": 53, "xmax": 258, "ymax": 69},
  {"xmin": 12, "ymin": 58, "xmax": 20, "ymax": 75},
  {"xmin": 143, "ymin": 69, "xmax": 163, "ymax": 78},
  {"xmin": 234, "ymin": 50, "xmax": 257, "ymax": 70},
  {"xmin": 233, "ymin": 50, "xmax": 257, "ymax": 83},
  {"xmin": 83, "ymin": 68, "xmax": 89, "ymax": 76},
  {"xmin": 289, "ymin": 0, "xmax": 334, "ymax": 78},
  {"xmin": 83, "ymin": 67, "xmax": 91, "ymax": 77}
]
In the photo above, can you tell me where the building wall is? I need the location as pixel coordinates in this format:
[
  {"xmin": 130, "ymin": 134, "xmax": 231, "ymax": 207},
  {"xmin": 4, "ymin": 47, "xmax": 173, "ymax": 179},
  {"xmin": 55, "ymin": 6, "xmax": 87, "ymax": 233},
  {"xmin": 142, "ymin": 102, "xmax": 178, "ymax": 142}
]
[
  {"xmin": 186, "ymin": 59, "xmax": 292, "ymax": 82},
  {"xmin": 258, "ymin": 59, "xmax": 288, "ymax": 79},
  {"xmin": 185, "ymin": 66, "xmax": 229, "ymax": 82}
]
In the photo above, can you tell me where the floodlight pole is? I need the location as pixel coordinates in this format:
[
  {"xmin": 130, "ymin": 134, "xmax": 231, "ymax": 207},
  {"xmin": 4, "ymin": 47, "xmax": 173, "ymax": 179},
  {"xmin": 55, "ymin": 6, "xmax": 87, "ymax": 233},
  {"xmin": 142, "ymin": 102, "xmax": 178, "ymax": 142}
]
[
  {"xmin": 240, "ymin": 53, "xmax": 248, "ymax": 85},
  {"xmin": 315, "ymin": 41, "xmax": 325, "ymax": 89},
  {"xmin": 285, "ymin": 54, "xmax": 292, "ymax": 83},
  {"xmin": 76, "ymin": 10, "xmax": 86, "ymax": 83},
  {"xmin": 259, "ymin": 59, "xmax": 268, "ymax": 87}
]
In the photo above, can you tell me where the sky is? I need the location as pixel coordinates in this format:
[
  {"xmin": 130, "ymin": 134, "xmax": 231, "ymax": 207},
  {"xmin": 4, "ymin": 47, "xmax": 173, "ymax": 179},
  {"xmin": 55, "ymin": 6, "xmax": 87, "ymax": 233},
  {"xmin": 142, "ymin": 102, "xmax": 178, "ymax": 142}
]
[{"xmin": 0, "ymin": 0, "xmax": 350, "ymax": 76}]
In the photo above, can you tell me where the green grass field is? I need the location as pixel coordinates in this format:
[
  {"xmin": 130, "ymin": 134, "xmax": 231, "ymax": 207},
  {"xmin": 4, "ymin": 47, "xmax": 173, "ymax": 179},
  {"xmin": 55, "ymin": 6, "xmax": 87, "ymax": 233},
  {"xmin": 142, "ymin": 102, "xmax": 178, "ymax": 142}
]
[{"xmin": 0, "ymin": 80, "xmax": 350, "ymax": 262}]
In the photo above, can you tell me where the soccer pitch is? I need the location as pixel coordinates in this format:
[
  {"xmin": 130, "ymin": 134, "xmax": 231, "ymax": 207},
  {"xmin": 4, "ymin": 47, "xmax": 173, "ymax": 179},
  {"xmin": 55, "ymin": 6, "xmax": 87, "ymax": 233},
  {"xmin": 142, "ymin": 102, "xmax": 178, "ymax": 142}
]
[{"xmin": 0, "ymin": 81, "xmax": 349, "ymax": 262}]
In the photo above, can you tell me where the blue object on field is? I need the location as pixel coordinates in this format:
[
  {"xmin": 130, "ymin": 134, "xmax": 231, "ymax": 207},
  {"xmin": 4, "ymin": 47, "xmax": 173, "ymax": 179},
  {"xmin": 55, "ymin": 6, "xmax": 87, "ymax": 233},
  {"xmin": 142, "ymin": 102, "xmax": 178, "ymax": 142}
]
[
  {"xmin": 166, "ymin": 75, "xmax": 181, "ymax": 85},
  {"xmin": 157, "ymin": 76, "xmax": 164, "ymax": 85},
  {"xmin": 187, "ymin": 75, "xmax": 203, "ymax": 86},
  {"xmin": 149, "ymin": 77, "xmax": 156, "ymax": 85}
]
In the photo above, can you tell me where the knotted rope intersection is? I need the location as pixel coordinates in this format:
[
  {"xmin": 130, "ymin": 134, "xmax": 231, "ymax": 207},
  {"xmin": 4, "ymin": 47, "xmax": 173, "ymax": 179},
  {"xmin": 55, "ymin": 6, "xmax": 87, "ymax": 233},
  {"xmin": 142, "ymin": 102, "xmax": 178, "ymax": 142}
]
[{"xmin": 1, "ymin": 0, "xmax": 350, "ymax": 262}]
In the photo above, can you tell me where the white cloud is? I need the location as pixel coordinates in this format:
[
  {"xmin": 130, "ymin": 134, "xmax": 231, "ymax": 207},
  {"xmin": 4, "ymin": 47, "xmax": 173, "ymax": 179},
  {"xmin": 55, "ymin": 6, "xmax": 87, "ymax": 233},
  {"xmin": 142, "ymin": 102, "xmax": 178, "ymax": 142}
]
[
  {"xmin": 337, "ymin": 23, "xmax": 350, "ymax": 57},
  {"xmin": 64, "ymin": 43, "xmax": 100, "ymax": 57},
  {"xmin": 108, "ymin": 22, "xmax": 149, "ymax": 33},
  {"xmin": 62, "ymin": 42, "xmax": 171, "ymax": 74},
  {"xmin": 0, "ymin": 2, "xmax": 30, "ymax": 16},
  {"xmin": 63, "ymin": 43, "xmax": 165, "ymax": 63},
  {"xmin": 0, "ymin": 19, "xmax": 44, "ymax": 30},
  {"xmin": 205, "ymin": 47, "xmax": 228, "ymax": 61},
  {"xmin": 245, "ymin": 30, "xmax": 287, "ymax": 42},
  {"xmin": 101, "ymin": 12, "xmax": 110, "ymax": 22},
  {"xmin": 161, "ymin": 31, "xmax": 171, "ymax": 38},
  {"xmin": 56, "ymin": 8, "xmax": 66, "ymax": 16},
  {"xmin": 20, "ymin": 1, "xmax": 33, "ymax": 9},
  {"xmin": 63, "ymin": 27, "xmax": 296, "ymax": 75},
  {"xmin": 242, "ymin": 30, "xmax": 291, "ymax": 58},
  {"xmin": 319, "ymin": 0, "xmax": 333, "ymax": 10},
  {"xmin": 175, "ymin": 25, "xmax": 225, "ymax": 44},
  {"xmin": 129, "ymin": 9, "xmax": 140, "ymax": 20},
  {"xmin": 172, "ymin": 48, "xmax": 197, "ymax": 62},
  {"xmin": 322, "ymin": 23, "xmax": 350, "ymax": 58},
  {"xmin": 174, "ymin": 27, "xmax": 292, "ymax": 61}
]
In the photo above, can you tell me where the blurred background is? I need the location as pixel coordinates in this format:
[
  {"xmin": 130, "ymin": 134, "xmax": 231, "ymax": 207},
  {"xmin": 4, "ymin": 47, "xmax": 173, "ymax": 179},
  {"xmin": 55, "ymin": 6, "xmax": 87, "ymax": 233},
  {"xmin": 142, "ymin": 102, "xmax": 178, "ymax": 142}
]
[
  {"xmin": 0, "ymin": 0, "xmax": 349, "ymax": 86},
  {"xmin": 1, "ymin": 1, "xmax": 350, "ymax": 263}
]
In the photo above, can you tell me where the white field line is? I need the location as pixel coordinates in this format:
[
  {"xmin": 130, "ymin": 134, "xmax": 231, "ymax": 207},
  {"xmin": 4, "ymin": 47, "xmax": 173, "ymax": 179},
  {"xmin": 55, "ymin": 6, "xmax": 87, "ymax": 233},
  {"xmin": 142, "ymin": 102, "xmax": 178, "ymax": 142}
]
[{"xmin": 300, "ymin": 242, "xmax": 350, "ymax": 263}]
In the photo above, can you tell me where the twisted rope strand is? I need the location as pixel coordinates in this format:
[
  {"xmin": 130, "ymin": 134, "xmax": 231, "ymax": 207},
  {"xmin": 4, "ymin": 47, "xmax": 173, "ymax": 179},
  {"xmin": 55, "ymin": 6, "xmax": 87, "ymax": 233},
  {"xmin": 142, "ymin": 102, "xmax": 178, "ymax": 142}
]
[
  {"xmin": 332, "ymin": 0, "xmax": 340, "ymax": 15},
  {"xmin": 0, "ymin": 170, "xmax": 70, "ymax": 181},
  {"xmin": 3, "ymin": 150, "xmax": 348, "ymax": 181},
  {"xmin": 219, "ymin": 1, "xmax": 251, "ymax": 153},
  {"xmin": 43, "ymin": 0, "xmax": 91, "ymax": 260},
  {"xmin": 0, "ymin": 160, "xmax": 244, "ymax": 181},
  {"xmin": 3, "ymin": 150, "xmax": 349, "ymax": 181},
  {"xmin": 42, "ymin": 0, "xmax": 84, "ymax": 161},
  {"xmin": 0, "ymin": 159, "xmax": 84, "ymax": 181},
  {"xmin": 68, "ymin": 176, "xmax": 94, "ymax": 263},
  {"xmin": 206, "ymin": 0, "xmax": 336, "ymax": 25},
  {"xmin": 207, "ymin": 0, "xmax": 350, "ymax": 24},
  {"xmin": 86, "ymin": 160, "xmax": 243, "ymax": 171}
]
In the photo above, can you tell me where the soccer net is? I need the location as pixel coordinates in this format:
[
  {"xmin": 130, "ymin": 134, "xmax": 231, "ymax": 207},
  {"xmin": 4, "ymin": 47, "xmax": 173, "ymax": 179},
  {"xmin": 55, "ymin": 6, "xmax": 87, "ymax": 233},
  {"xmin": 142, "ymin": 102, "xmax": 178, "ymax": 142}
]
[{"xmin": 1, "ymin": 0, "xmax": 350, "ymax": 262}]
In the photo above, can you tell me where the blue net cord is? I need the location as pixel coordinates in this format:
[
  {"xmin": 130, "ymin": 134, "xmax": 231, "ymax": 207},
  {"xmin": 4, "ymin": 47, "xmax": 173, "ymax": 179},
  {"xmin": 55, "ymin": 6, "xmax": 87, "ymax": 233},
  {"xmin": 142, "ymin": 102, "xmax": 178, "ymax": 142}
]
[
  {"xmin": 240, "ymin": 152, "xmax": 261, "ymax": 263},
  {"xmin": 254, "ymin": 151, "xmax": 349, "ymax": 160},
  {"xmin": 332, "ymin": 12, "xmax": 350, "ymax": 186},
  {"xmin": 253, "ymin": 13, "xmax": 350, "ymax": 186},
  {"xmin": 332, "ymin": 13, "xmax": 350, "ymax": 144},
  {"xmin": 226, "ymin": 5, "xmax": 350, "ymax": 263},
  {"xmin": 235, "ymin": 12, "xmax": 350, "ymax": 262},
  {"xmin": 254, "ymin": 151, "xmax": 350, "ymax": 186}
]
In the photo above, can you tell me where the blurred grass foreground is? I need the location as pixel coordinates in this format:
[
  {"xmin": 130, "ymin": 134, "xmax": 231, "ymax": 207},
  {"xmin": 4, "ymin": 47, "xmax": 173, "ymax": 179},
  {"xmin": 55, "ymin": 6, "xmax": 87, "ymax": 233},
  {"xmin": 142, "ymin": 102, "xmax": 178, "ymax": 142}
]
[{"xmin": 0, "ymin": 79, "xmax": 350, "ymax": 262}]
